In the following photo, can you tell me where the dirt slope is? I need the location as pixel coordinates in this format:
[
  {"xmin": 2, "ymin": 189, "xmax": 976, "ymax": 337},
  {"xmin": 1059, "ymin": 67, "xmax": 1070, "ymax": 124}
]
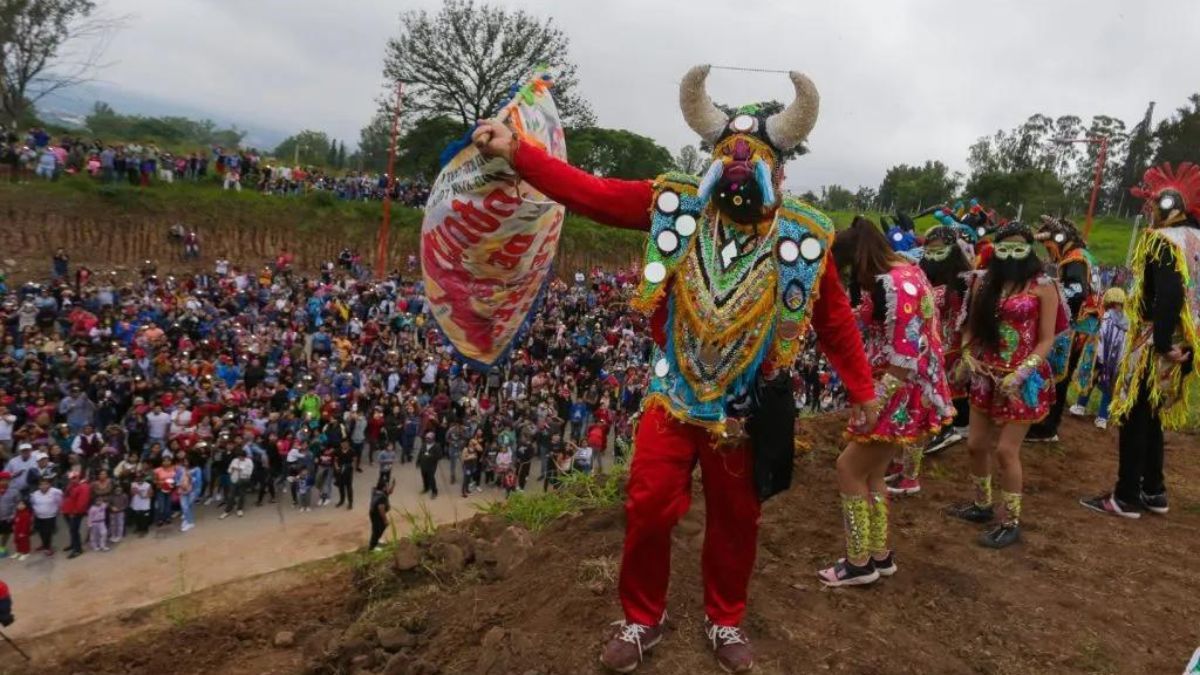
[{"xmin": 24, "ymin": 414, "xmax": 1200, "ymax": 675}]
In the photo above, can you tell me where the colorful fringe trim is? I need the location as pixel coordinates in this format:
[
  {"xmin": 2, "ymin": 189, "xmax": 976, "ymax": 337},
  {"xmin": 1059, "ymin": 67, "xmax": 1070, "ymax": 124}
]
[{"xmin": 1109, "ymin": 229, "xmax": 1200, "ymax": 429}]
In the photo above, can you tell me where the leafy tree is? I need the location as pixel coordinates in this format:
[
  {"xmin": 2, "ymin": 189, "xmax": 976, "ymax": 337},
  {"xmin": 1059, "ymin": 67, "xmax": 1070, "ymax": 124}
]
[
  {"xmin": 84, "ymin": 102, "xmax": 244, "ymax": 147},
  {"xmin": 1, "ymin": 0, "xmax": 116, "ymax": 126},
  {"xmin": 1154, "ymin": 94, "xmax": 1200, "ymax": 166},
  {"xmin": 358, "ymin": 107, "xmax": 396, "ymax": 173},
  {"xmin": 674, "ymin": 144, "xmax": 703, "ymax": 174},
  {"xmin": 567, "ymin": 127, "xmax": 673, "ymax": 180},
  {"xmin": 336, "ymin": 141, "xmax": 346, "ymax": 169},
  {"xmin": 382, "ymin": 0, "xmax": 594, "ymax": 128},
  {"xmin": 274, "ymin": 130, "xmax": 332, "ymax": 166},
  {"xmin": 819, "ymin": 184, "xmax": 855, "ymax": 211},
  {"xmin": 854, "ymin": 186, "xmax": 878, "ymax": 211},
  {"xmin": 1117, "ymin": 101, "xmax": 1156, "ymax": 215},
  {"xmin": 325, "ymin": 139, "xmax": 338, "ymax": 167},
  {"xmin": 965, "ymin": 169, "xmax": 1068, "ymax": 218},
  {"xmin": 395, "ymin": 116, "xmax": 466, "ymax": 180},
  {"xmin": 877, "ymin": 161, "xmax": 958, "ymax": 212},
  {"xmin": 799, "ymin": 190, "xmax": 820, "ymax": 204},
  {"xmin": 1063, "ymin": 115, "xmax": 1127, "ymax": 212}
]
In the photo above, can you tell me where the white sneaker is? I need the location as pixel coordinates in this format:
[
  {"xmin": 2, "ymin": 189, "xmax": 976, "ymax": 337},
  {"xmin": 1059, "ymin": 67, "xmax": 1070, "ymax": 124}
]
[
  {"xmin": 219, "ymin": 512, "xmax": 230, "ymax": 520},
  {"xmin": 1095, "ymin": 417, "xmax": 1108, "ymax": 430},
  {"xmin": 237, "ymin": 510, "xmax": 244, "ymax": 517},
  {"xmin": 181, "ymin": 522, "xmax": 194, "ymax": 532},
  {"xmin": 101, "ymin": 546, "xmax": 111, "ymax": 552},
  {"xmin": 1069, "ymin": 404, "xmax": 1087, "ymax": 416}
]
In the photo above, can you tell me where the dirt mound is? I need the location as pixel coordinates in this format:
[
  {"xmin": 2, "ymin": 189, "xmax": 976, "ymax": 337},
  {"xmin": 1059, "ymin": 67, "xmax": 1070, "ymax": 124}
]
[{"xmin": 27, "ymin": 414, "xmax": 1200, "ymax": 675}]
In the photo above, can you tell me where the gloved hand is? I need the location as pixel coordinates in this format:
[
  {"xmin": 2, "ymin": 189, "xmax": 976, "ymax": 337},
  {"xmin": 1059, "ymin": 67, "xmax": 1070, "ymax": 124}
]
[
  {"xmin": 951, "ymin": 353, "xmax": 977, "ymax": 388},
  {"xmin": 1000, "ymin": 366, "xmax": 1031, "ymax": 396}
]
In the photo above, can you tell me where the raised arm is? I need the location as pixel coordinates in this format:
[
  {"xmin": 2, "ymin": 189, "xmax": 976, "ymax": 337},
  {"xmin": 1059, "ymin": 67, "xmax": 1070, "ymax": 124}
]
[{"xmin": 473, "ymin": 120, "xmax": 652, "ymax": 232}]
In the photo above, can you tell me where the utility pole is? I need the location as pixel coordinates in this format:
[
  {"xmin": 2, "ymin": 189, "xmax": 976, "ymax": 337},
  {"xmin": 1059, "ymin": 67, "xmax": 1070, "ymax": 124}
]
[{"xmin": 377, "ymin": 81, "xmax": 405, "ymax": 279}]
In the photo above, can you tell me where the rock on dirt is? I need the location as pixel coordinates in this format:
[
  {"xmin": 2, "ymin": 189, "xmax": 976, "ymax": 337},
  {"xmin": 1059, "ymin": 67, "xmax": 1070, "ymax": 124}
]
[
  {"xmin": 393, "ymin": 539, "xmax": 422, "ymax": 572},
  {"xmin": 302, "ymin": 628, "xmax": 337, "ymax": 659},
  {"xmin": 474, "ymin": 627, "xmax": 537, "ymax": 675},
  {"xmin": 473, "ymin": 514, "xmax": 510, "ymax": 541},
  {"xmin": 377, "ymin": 626, "xmax": 418, "ymax": 652},
  {"xmin": 431, "ymin": 542, "xmax": 467, "ymax": 573},
  {"xmin": 273, "ymin": 630, "xmax": 296, "ymax": 648},
  {"xmin": 430, "ymin": 527, "xmax": 476, "ymax": 561},
  {"xmin": 476, "ymin": 527, "xmax": 533, "ymax": 581}
]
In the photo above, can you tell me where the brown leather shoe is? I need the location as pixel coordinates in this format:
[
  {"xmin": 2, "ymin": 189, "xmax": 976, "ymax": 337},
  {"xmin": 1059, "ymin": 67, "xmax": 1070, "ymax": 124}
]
[
  {"xmin": 599, "ymin": 619, "xmax": 665, "ymax": 673},
  {"xmin": 705, "ymin": 619, "xmax": 753, "ymax": 673}
]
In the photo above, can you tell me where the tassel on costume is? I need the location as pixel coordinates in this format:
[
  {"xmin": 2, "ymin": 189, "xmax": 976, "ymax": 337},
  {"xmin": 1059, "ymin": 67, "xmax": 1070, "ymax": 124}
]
[
  {"xmin": 867, "ymin": 492, "xmax": 890, "ymax": 557},
  {"xmin": 841, "ymin": 493, "xmax": 871, "ymax": 561},
  {"xmin": 1001, "ymin": 490, "xmax": 1022, "ymax": 526},
  {"xmin": 972, "ymin": 474, "xmax": 993, "ymax": 509}
]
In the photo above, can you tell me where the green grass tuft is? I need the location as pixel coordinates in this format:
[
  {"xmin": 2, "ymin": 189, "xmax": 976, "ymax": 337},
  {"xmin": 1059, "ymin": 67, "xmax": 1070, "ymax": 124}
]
[{"xmin": 477, "ymin": 463, "xmax": 628, "ymax": 532}]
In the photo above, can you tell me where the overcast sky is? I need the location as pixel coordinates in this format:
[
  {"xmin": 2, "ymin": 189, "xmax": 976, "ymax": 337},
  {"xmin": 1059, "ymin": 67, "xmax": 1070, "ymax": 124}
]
[{"xmin": 79, "ymin": 0, "xmax": 1197, "ymax": 192}]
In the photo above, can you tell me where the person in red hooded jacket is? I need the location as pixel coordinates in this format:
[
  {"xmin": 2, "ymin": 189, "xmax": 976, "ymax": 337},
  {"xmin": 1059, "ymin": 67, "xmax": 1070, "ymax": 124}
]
[{"xmin": 60, "ymin": 471, "xmax": 92, "ymax": 559}]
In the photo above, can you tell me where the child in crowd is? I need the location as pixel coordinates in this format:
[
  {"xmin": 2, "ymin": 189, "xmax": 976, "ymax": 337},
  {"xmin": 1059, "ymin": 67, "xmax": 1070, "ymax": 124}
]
[
  {"xmin": 1069, "ymin": 288, "xmax": 1128, "ymax": 430},
  {"xmin": 88, "ymin": 497, "xmax": 110, "ymax": 551},
  {"xmin": 11, "ymin": 500, "xmax": 32, "ymax": 561},
  {"xmin": 376, "ymin": 444, "xmax": 396, "ymax": 486},
  {"xmin": 495, "ymin": 446, "xmax": 515, "ymax": 497},
  {"xmin": 295, "ymin": 467, "xmax": 313, "ymax": 511},
  {"xmin": 130, "ymin": 474, "xmax": 153, "ymax": 535},
  {"xmin": 108, "ymin": 484, "xmax": 128, "ymax": 543},
  {"xmin": 569, "ymin": 440, "xmax": 593, "ymax": 475}
]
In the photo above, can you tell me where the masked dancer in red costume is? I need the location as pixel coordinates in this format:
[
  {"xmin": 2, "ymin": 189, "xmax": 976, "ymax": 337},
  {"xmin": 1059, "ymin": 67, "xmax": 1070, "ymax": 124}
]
[{"xmin": 473, "ymin": 65, "xmax": 875, "ymax": 673}]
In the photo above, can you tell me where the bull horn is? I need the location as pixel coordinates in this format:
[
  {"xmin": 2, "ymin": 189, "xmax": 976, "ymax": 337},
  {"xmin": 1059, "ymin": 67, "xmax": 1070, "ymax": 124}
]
[
  {"xmin": 679, "ymin": 65, "xmax": 727, "ymax": 144},
  {"xmin": 765, "ymin": 71, "xmax": 820, "ymax": 151}
]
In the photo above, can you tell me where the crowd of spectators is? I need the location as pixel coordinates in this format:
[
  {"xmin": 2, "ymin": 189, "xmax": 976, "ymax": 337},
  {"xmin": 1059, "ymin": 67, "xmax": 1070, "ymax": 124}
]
[
  {"xmin": 0, "ymin": 248, "xmax": 851, "ymax": 562},
  {"xmin": 0, "ymin": 128, "xmax": 431, "ymax": 207}
]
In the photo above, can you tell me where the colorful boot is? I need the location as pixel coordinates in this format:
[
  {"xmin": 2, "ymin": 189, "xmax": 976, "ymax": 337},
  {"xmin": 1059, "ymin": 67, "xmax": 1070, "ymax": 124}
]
[
  {"xmin": 888, "ymin": 446, "xmax": 922, "ymax": 496},
  {"xmin": 948, "ymin": 474, "xmax": 994, "ymax": 523},
  {"xmin": 868, "ymin": 492, "xmax": 896, "ymax": 576},
  {"xmin": 980, "ymin": 490, "xmax": 1022, "ymax": 548},
  {"xmin": 818, "ymin": 494, "xmax": 879, "ymax": 587}
]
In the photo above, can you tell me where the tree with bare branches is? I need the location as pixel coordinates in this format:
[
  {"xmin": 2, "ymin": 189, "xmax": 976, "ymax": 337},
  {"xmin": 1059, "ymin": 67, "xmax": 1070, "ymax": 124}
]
[
  {"xmin": 1, "ymin": 0, "xmax": 117, "ymax": 127},
  {"xmin": 381, "ymin": 0, "xmax": 594, "ymax": 128}
]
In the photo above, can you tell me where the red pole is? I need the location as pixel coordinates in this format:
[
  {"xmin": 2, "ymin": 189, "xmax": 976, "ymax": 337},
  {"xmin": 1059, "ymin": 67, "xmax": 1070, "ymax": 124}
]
[
  {"xmin": 1084, "ymin": 136, "xmax": 1107, "ymax": 241},
  {"xmin": 377, "ymin": 82, "xmax": 404, "ymax": 279}
]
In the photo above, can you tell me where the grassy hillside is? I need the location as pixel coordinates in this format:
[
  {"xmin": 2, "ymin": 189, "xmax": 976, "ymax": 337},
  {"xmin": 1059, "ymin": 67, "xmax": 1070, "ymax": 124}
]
[
  {"xmin": 2, "ymin": 178, "xmax": 1141, "ymax": 274},
  {"xmin": 0, "ymin": 177, "xmax": 645, "ymax": 276}
]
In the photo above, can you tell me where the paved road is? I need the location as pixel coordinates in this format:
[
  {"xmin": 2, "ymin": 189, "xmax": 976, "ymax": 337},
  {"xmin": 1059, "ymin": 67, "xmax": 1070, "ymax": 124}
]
[{"xmin": 1, "ymin": 461, "xmax": 488, "ymax": 638}]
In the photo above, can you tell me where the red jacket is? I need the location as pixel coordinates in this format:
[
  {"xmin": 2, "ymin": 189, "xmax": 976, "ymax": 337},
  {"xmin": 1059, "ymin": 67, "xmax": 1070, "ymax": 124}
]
[
  {"xmin": 61, "ymin": 481, "xmax": 92, "ymax": 516},
  {"xmin": 512, "ymin": 143, "xmax": 875, "ymax": 404}
]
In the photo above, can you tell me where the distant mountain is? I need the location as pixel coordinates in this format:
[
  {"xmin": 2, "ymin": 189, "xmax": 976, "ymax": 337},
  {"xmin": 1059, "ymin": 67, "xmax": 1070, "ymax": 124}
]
[{"xmin": 35, "ymin": 81, "xmax": 289, "ymax": 150}]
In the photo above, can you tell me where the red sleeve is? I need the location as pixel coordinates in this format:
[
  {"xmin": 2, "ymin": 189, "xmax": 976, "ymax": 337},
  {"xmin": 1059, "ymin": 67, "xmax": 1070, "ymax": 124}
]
[
  {"xmin": 810, "ymin": 266, "xmax": 875, "ymax": 404},
  {"xmin": 511, "ymin": 142, "xmax": 652, "ymax": 232}
]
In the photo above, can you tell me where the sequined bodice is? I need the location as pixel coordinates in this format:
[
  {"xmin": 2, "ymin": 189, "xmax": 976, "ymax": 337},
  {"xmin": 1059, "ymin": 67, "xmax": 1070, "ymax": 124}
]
[{"xmin": 974, "ymin": 289, "xmax": 1040, "ymax": 370}]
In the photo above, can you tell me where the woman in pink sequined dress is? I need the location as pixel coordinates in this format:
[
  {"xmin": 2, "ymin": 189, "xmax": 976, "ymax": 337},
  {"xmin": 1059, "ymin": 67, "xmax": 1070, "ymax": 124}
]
[
  {"xmin": 949, "ymin": 222, "xmax": 1065, "ymax": 549},
  {"xmin": 817, "ymin": 217, "xmax": 954, "ymax": 587}
]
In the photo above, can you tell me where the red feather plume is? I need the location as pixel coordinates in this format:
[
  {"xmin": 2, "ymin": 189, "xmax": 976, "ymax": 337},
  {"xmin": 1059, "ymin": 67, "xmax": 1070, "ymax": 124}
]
[{"xmin": 1131, "ymin": 162, "xmax": 1200, "ymax": 218}]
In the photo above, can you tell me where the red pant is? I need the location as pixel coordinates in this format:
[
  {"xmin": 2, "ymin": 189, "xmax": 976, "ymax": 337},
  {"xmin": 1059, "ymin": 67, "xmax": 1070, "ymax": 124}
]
[{"xmin": 619, "ymin": 404, "xmax": 761, "ymax": 626}]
